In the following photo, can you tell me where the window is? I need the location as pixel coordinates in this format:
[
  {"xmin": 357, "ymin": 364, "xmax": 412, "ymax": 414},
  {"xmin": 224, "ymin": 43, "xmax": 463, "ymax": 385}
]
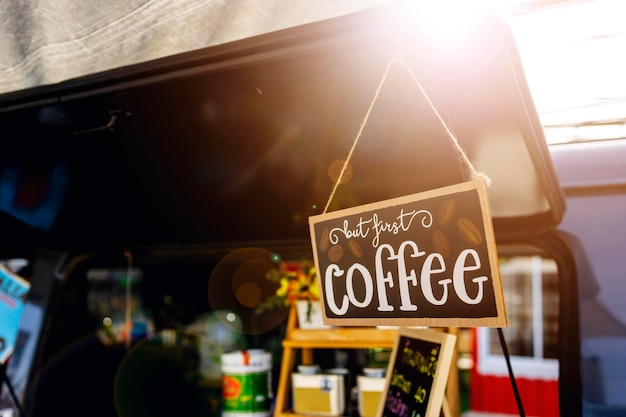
[
  {"xmin": 477, "ymin": 255, "xmax": 559, "ymax": 379},
  {"xmin": 86, "ymin": 267, "xmax": 152, "ymax": 346}
]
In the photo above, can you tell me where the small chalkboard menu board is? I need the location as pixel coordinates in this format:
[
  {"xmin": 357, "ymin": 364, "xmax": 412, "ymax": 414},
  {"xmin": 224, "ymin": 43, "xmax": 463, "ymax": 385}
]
[
  {"xmin": 378, "ymin": 328, "xmax": 457, "ymax": 417},
  {"xmin": 309, "ymin": 179, "xmax": 507, "ymax": 327}
]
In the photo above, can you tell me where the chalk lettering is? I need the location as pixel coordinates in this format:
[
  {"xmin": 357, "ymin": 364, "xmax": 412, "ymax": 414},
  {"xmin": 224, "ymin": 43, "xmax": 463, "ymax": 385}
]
[
  {"xmin": 346, "ymin": 263, "xmax": 373, "ymax": 308},
  {"xmin": 326, "ymin": 209, "xmax": 432, "ymax": 249},
  {"xmin": 323, "ymin": 240, "xmax": 489, "ymax": 315},
  {"xmin": 390, "ymin": 370, "xmax": 412, "ymax": 394},
  {"xmin": 371, "ymin": 209, "xmax": 431, "ymax": 248},
  {"xmin": 329, "ymin": 218, "xmax": 372, "ymax": 244},
  {"xmin": 453, "ymin": 249, "xmax": 487, "ymax": 304},
  {"xmin": 375, "ymin": 244, "xmax": 395, "ymax": 312},
  {"xmin": 414, "ymin": 385, "xmax": 427, "ymax": 404},
  {"xmin": 324, "ymin": 265, "xmax": 349, "ymax": 315},
  {"xmin": 382, "ymin": 241, "xmax": 426, "ymax": 311},
  {"xmin": 401, "ymin": 347, "xmax": 439, "ymax": 376},
  {"xmin": 421, "ymin": 253, "xmax": 452, "ymax": 306},
  {"xmin": 385, "ymin": 391, "xmax": 410, "ymax": 417}
]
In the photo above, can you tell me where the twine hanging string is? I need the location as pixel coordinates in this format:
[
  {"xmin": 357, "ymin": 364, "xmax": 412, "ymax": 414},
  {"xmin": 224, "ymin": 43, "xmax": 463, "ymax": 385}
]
[
  {"xmin": 322, "ymin": 56, "xmax": 397, "ymax": 214},
  {"xmin": 397, "ymin": 55, "xmax": 491, "ymax": 186},
  {"xmin": 322, "ymin": 54, "xmax": 491, "ymax": 215},
  {"xmin": 319, "ymin": 53, "xmax": 522, "ymax": 417}
]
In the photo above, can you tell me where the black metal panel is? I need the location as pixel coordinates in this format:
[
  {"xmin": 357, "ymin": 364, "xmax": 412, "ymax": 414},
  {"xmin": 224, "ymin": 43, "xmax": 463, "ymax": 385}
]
[{"xmin": 0, "ymin": 1, "xmax": 565, "ymax": 251}]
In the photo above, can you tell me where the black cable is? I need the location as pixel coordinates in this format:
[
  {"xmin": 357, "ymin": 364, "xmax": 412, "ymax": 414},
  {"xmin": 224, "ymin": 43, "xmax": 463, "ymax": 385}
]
[
  {"xmin": 1, "ymin": 364, "xmax": 26, "ymax": 417},
  {"xmin": 497, "ymin": 327, "xmax": 526, "ymax": 417}
]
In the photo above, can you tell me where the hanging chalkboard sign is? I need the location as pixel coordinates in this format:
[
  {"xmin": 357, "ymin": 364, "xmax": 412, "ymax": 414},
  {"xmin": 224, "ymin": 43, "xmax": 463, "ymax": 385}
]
[
  {"xmin": 378, "ymin": 328, "xmax": 456, "ymax": 417},
  {"xmin": 309, "ymin": 179, "xmax": 507, "ymax": 327}
]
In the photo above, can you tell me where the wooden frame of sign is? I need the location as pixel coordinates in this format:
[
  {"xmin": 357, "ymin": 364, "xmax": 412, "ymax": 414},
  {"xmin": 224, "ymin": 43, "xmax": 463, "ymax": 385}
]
[
  {"xmin": 378, "ymin": 328, "xmax": 457, "ymax": 417},
  {"xmin": 309, "ymin": 178, "xmax": 507, "ymax": 327}
]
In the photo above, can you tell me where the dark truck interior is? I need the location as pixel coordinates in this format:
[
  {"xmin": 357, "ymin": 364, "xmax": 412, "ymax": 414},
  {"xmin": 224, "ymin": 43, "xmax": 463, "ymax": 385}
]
[{"xmin": 0, "ymin": 2, "xmax": 580, "ymax": 416}]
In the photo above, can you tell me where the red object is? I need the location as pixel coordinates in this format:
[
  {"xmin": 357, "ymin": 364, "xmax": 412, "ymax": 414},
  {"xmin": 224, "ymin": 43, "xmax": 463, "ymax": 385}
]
[
  {"xmin": 222, "ymin": 375, "xmax": 242, "ymax": 399},
  {"xmin": 470, "ymin": 329, "xmax": 559, "ymax": 417},
  {"xmin": 470, "ymin": 372, "xmax": 559, "ymax": 417}
]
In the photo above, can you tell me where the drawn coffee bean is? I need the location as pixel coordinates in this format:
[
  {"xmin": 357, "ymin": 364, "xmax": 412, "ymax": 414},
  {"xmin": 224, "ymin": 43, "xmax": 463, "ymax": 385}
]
[
  {"xmin": 432, "ymin": 229, "xmax": 450, "ymax": 258},
  {"xmin": 457, "ymin": 218, "xmax": 483, "ymax": 245},
  {"xmin": 320, "ymin": 227, "xmax": 330, "ymax": 252},
  {"xmin": 438, "ymin": 199, "xmax": 455, "ymax": 226},
  {"xmin": 348, "ymin": 240, "xmax": 363, "ymax": 259},
  {"xmin": 327, "ymin": 245, "xmax": 344, "ymax": 262}
]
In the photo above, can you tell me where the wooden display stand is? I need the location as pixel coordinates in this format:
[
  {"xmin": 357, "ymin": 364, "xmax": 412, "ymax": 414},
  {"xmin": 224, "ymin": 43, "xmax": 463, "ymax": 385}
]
[{"xmin": 273, "ymin": 305, "xmax": 461, "ymax": 417}]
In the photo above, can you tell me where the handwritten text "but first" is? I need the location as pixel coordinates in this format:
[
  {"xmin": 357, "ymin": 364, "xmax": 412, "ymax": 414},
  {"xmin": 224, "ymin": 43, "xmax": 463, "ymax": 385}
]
[{"xmin": 329, "ymin": 209, "xmax": 432, "ymax": 248}]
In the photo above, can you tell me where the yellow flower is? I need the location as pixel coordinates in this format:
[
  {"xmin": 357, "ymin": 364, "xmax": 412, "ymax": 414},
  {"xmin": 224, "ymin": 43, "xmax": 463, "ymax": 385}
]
[
  {"xmin": 256, "ymin": 261, "xmax": 319, "ymax": 316},
  {"xmin": 276, "ymin": 277, "xmax": 290, "ymax": 297},
  {"xmin": 309, "ymin": 281, "xmax": 320, "ymax": 300}
]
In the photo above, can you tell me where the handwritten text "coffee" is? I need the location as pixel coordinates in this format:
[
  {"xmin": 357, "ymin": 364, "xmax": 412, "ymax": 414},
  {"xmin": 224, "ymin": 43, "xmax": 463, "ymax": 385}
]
[{"xmin": 323, "ymin": 241, "xmax": 488, "ymax": 315}]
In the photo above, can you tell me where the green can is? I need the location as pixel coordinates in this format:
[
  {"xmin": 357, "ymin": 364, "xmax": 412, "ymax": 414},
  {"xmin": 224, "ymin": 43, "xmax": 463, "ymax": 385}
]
[{"xmin": 221, "ymin": 350, "xmax": 272, "ymax": 417}]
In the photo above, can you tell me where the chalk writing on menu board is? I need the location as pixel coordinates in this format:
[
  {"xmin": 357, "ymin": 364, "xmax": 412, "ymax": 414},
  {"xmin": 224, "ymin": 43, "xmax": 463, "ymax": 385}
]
[
  {"xmin": 380, "ymin": 328, "xmax": 456, "ymax": 417},
  {"xmin": 309, "ymin": 179, "xmax": 507, "ymax": 327}
]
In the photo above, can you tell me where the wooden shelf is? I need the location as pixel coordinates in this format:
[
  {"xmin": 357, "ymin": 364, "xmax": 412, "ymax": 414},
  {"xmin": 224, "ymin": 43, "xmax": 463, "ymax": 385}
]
[
  {"xmin": 285, "ymin": 327, "xmax": 398, "ymax": 349},
  {"xmin": 274, "ymin": 306, "xmax": 396, "ymax": 417},
  {"xmin": 273, "ymin": 305, "xmax": 460, "ymax": 417}
]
